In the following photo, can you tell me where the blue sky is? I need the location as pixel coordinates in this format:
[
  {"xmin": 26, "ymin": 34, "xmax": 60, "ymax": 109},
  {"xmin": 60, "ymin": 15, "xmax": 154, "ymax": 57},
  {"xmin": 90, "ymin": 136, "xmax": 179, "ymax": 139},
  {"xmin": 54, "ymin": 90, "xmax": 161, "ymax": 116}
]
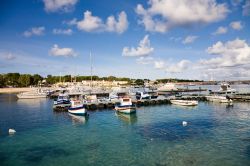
[{"xmin": 0, "ymin": 0, "xmax": 250, "ymax": 80}]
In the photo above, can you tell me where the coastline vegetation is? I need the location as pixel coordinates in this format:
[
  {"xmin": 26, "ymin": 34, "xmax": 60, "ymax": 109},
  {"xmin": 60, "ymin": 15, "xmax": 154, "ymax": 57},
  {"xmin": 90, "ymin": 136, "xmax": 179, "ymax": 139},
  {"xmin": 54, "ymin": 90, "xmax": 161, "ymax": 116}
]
[{"xmin": 0, "ymin": 73, "xmax": 204, "ymax": 88}]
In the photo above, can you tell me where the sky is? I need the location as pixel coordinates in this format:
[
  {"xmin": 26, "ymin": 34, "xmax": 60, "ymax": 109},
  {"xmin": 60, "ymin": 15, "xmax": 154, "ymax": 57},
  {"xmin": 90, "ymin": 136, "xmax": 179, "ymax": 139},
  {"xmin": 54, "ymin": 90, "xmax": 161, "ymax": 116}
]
[{"xmin": 0, "ymin": 0, "xmax": 250, "ymax": 80}]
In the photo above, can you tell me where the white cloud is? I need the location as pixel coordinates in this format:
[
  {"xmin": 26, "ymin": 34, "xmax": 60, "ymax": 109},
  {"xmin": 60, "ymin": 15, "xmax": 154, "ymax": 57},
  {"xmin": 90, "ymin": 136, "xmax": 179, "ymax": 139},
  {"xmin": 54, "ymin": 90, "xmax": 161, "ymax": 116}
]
[
  {"xmin": 136, "ymin": 57, "xmax": 154, "ymax": 65},
  {"xmin": 202, "ymin": 38, "xmax": 250, "ymax": 67},
  {"xmin": 43, "ymin": 0, "xmax": 78, "ymax": 13},
  {"xmin": 230, "ymin": 21, "xmax": 243, "ymax": 30},
  {"xmin": 23, "ymin": 27, "xmax": 45, "ymax": 37},
  {"xmin": 136, "ymin": 0, "xmax": 229, "ymax": 33},
  {"xmin": 50, "ymin": 44, "xmax": 77, "ymax": 57},
  {"xmin": 212, "ymin": 26, "xmax": 227, "ymax": 35},
  {"xmin": 165, "ymin": 60, "xmax": 191, "ymax": 73},
  {"xmin": 122, "ymin": 35, "xmax": 154, "ymax": 57},
  {"xmin": 53, "ymin": 28, "xmax": 73, "ymax": 35},
  {"xmin": 243, "ymin": 0, "xmax": 250, "ymax": 16},
  {"xmin": 154, "ymin": 60, "xmax": 165, "ymax": 69},
  {"xmin": 182, "ymin": 35, "xmax": 198, "ymax": 44},
  {"xmin": 75, "ymin": 10, "xmax": 128, "ymax": 33},
  {"xmin": 0, "ymin": 52, "xmax": 16, "ymax": 61}
]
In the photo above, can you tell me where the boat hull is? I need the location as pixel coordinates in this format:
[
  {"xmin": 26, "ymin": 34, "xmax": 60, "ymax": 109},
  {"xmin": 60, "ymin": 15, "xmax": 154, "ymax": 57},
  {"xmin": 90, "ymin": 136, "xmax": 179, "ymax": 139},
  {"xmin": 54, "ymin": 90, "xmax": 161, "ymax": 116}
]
[
  {"xmin": 206, "ymin": 96, "xmax": 233, "ymax": 103},
  {"xmin": 115, "ymin": 106, "xmax": 136, "ymax": 114},
  {"xmin": 68, "ymin": 106, "xmax": 87, "ymax": 116},
  {"xmin": 17, "ymin": 94, "xmax": 47, "ymax": 99},
  {"xmin": 170, "ymin": 100, "xmax": 198, "ymax": 106}
]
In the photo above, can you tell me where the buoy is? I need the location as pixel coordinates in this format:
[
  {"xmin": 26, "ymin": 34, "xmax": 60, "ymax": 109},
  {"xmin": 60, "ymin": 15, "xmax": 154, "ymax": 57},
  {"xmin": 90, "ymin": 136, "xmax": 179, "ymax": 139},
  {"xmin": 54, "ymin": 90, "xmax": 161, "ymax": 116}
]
[
  {"xmin": 9, "ymin": 129, "xmax": 16, "ymax": 134},
  {"xmin": 182, "ymin": 121, "xmax": 187, "ymax": 126}
]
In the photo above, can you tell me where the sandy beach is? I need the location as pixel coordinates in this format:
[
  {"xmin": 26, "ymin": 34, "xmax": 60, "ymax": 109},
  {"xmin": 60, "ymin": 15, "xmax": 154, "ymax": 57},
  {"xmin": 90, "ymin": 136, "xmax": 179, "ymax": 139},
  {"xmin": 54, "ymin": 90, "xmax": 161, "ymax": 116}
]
[{"xmin": 0, "ymin": 87, "xmax": 35, "ymax": 94}]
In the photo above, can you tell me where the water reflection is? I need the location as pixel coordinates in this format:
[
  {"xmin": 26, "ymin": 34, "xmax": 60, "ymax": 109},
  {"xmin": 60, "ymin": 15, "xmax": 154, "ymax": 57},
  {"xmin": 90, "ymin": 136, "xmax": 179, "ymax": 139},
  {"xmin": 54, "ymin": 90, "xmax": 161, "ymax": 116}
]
[
  {"xmin": 68, "ymin": 113, "xmax": 88, "ymax": 125},
  {"xmin": 115, "ymin": 112, "xmax": 137, "ymax": 124}
]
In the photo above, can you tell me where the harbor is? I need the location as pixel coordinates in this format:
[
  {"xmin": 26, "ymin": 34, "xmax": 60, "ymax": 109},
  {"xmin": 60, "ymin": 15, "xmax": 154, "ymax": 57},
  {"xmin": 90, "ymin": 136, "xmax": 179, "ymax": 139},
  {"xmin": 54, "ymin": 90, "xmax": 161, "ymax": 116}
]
[{"xmin": 1, "ymin": 93, "xmax": 250, "ymax": 166}]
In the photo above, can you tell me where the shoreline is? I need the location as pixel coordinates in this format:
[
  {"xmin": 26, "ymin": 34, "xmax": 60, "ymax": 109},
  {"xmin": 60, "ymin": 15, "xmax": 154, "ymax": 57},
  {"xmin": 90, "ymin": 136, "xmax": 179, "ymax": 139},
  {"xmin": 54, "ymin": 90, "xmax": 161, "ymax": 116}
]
[{"xmin": 0, "ymin": 87, "xmax": 35, "ymax": 94}]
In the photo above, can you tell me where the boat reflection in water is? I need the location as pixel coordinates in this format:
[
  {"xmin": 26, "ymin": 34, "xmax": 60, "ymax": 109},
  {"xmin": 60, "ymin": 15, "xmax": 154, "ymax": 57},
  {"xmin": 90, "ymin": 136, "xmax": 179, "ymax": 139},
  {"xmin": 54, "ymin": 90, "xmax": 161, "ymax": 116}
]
[
  {"xmin": 115, "ymin": 112, "xmax": 137, "ymax": 124},
  {"xmin": 68, "ymin": 113, "xmax": 88, "ymax": 124},
  {"xmin": 17, "ymin": 98, "xmax": 47, "ymax": 109}
]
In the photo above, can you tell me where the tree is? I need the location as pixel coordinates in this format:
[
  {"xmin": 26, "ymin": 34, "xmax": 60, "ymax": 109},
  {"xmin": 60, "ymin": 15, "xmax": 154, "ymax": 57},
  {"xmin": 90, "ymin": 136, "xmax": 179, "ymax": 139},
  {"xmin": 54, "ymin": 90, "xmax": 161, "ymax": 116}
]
[
  {"xmin": 32, "ymin": 74, "xmax": 43, "ymax": 85},
  {"xmin": 18, "ymin": 74, "xmax": 31, "ymax": 87},
  {"xmin": 134, "ymin": 79, "xmax": 144, "ymax": 86}
]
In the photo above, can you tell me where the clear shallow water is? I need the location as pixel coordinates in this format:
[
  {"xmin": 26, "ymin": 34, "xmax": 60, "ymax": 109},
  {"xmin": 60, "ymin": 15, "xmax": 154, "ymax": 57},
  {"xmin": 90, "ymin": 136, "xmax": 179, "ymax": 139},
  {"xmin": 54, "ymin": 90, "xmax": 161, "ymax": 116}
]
[{"xmin": 0, "ymin": 94, "xmax": 250, "ymax": 166}]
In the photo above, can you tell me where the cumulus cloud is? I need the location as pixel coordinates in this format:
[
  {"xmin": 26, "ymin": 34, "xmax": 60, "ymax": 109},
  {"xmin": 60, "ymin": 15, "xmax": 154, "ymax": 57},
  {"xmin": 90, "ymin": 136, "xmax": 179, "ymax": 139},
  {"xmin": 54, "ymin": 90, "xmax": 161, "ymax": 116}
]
[
  {"xmin": 202, "ymin": 38, "xmax": 250, "ymax": 67},
  {"xmin": 212, "ymin": 26, "xmax": 228, "ymax": 35},
  {"xmin": 23, "ymin": 27, "xmax": 45, "ymax": 37},
  {"xmin": 53, "ymin": 28, "xmax": 73, "ymax": 35},
  {"xmin": 135, "ymin": 0, "xmax": 229, "ymax": 33},
  {"xmin": 165, "ymin": 60, "xmax": 191, "ymax": 73},
  {"xmin": 50, "ymin": 44, "xmax": 77, "ymax": 57},
  {"xmin": 182, "ymin": 35, "xmax": 198, "ymax": 44},
  {"xmin": 122, "ymin": 35, "xmax": 154, "ymax": 57},
  {"xmin": 136, "ymin": 57, "xmax": 154, "ymax": 65},
  {"xmin": 243, "ymin": 0, "xmax": 250, "ymax": 16},
  {"xmin": 75, "ymin": 10, "xmax": 128, "ymax": 33},
  {"xmin": 43, "ymin": 0, "xmax": 78, "ymax": 13},
  {"xmin": 230, "ymin": 21, "xmax": 243, "ymax": 30}
]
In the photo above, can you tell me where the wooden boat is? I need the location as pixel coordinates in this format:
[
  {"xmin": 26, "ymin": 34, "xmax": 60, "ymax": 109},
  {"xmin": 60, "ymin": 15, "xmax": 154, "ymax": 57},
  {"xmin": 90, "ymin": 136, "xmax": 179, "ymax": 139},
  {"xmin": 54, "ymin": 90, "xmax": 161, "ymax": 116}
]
[
  {"xmin": 68, "ymin": 100, "xmax": 87, "ymax": 116},
  {"xmin": 170, "ymin": 99, "xmax": 198, "ymax": 106},
  {"xmin": 114, "ymin": 97, "xmax": 136, "ymax": 114}
]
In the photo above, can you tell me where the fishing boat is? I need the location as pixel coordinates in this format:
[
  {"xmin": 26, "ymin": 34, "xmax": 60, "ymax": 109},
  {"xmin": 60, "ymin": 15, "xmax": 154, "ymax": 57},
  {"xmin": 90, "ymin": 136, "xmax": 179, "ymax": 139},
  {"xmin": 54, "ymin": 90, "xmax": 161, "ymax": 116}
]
[
  {"xmin": 53, "ymin": 93, "xmax": 71, "ymax": 109},
  {"xmin": 114, "ymin": 97, "xmax": 136, "ymax": 114},
  {"xmin": 68, "ymin": 100, "xmax": 87, "ymax": 116},
  {"xmin": 17, "ymin": 88, "xmax": 47, "ymax": 99},
  {"xmin": 170, "ymin": 99, "xmax": 198, "ymax": 106},
  {"xmin": 206, "ymin": 95, "xmax": 233, "ymax": 103}
]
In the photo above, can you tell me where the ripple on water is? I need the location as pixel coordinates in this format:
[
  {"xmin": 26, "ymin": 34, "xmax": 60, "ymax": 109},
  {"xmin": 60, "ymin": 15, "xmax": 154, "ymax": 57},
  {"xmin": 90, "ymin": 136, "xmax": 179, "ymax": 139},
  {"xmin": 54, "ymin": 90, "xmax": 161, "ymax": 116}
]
[
  {"xmin": 19, "ymin": 145, "xmax": 70, "ymax": 163},
  {"xmin": 137, "ymin": 118, "xmax": 217, "ymax": 141},
  {"xmin": 85, "ymin": 142, "xmax": 100, "ymax": 151}
]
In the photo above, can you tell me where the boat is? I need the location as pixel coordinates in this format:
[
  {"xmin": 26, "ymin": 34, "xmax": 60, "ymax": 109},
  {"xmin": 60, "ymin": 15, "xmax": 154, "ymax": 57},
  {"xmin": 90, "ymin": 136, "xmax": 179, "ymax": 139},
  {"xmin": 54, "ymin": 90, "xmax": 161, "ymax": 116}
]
[
  {"xmin": 170, "ymin": 99, "xmax": 198, "ymax": 106},
  {"xmin": 136, "ymin": 91, "xmax": 151, "ymax": 100},
  {"xmin": 206, "ymin": 95, "xmax": 233, "ymax": 103},
  {"xmin": 209, "ymin": 82, "xmax": 237, "ymax": 95},
  {"xmin": 17, "ymin": 88, "xmax": 47, "ymax": 99},
  {"xmin": 53, "ymin": 93, "xmax": 71, "ymax": 109},
  {"xmin": 114, "ymin": 97, "xmax": 136, "ymax": 114},
  {"xmin": 68, "ymin": 100, "xmax": 87, "ymax": 116},
  {"xmin": 157, "ymin": 83, "xmax": 178, "ymax": 91}
]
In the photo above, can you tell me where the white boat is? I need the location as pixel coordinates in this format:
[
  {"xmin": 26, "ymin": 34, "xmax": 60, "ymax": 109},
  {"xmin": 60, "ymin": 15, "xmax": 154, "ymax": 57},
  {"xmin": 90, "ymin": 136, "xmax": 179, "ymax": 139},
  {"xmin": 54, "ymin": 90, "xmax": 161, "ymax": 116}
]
[
  {"xmin": 209, "ymin": 82, "xmax": 237, "ymax": 95},
  {"xmin": 68, "ymin": 100, "xmax": 87, "ymax": 116},
  {"xmin": 136, "ymin": 91, "xmax": 151, "ymax": 100},
  {"xmin": 206, "ymin": 95, "xmax": 233, "ymax": 103},
  {"xmin": 157, "ymin": 83, "xmax": 178, "ymax": 92},
  {"xmin": 170, "ymin": 99, "xmax": 198, "ymax": 106},
  {"xmin": 17, "ymin": 88, "xmax": 47, "ymax": 99},
  {"xmin": 114, "ymin": 97, "xmax": 136, "ymax": 114}
]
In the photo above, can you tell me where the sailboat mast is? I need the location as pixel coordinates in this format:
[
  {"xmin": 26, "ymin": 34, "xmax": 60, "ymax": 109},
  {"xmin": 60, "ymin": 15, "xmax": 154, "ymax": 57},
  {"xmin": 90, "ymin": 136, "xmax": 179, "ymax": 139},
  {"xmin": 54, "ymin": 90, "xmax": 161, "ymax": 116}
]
[{"xmin": 90, "ymin": 51, "xmax": 93, "ymax": 88}]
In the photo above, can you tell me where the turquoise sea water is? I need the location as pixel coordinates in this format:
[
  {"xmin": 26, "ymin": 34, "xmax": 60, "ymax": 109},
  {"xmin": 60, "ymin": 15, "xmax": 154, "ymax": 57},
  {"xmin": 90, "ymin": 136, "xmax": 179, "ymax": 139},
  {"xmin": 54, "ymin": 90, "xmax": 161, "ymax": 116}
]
[{"xmin": 1, "ymin": 94, "xmax": 250, "ymax": 166}]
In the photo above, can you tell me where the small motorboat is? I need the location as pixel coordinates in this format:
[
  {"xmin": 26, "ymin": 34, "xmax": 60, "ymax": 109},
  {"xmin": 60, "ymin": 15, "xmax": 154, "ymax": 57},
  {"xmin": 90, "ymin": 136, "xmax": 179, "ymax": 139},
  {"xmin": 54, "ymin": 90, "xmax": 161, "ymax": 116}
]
[
  {"xmin": 53, "ymin": 93, "xmax": 71, "ymax": 109},
  {"xmin": 114, "ymin": 97, "xmax": 136, "ymax": 114},
  {"xmin": 206, "ymin": 95, "xmax": 233, "ymax": 103},
  {"xmin": 68, "ymin": 100, "xmax": 87, "ymax": 116},
  {"xmin": 17, "ymin": 88, "xmax": 47, "ymax": 99},
  {"xmin": 170, "ymin": 99, "xmax": 198, "ymax": 106}
]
